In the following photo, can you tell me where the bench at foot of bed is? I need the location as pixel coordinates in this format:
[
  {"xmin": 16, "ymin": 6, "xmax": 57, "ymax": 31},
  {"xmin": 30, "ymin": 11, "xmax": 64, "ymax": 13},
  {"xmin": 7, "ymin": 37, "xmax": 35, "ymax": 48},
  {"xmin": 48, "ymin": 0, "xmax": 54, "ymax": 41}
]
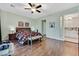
[{"xmin": 28, "ymin": 36, "xmax": 42, "ymax": 45}]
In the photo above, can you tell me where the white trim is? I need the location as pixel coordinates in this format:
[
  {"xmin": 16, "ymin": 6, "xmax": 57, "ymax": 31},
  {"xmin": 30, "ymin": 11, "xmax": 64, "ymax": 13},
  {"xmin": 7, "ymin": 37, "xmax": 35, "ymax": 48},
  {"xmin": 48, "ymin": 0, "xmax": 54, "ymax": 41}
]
[{"xmin": 46, "ymin": 36, "xmax": 64, "ymax": 41}]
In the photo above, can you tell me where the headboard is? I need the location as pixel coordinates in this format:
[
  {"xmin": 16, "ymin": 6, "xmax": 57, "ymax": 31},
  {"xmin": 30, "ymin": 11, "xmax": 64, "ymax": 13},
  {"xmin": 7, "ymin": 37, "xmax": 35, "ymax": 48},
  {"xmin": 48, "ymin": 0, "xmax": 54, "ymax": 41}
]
[{"xmin": 16, "ymin": 27, "xmax": 31, "ymax": 33}]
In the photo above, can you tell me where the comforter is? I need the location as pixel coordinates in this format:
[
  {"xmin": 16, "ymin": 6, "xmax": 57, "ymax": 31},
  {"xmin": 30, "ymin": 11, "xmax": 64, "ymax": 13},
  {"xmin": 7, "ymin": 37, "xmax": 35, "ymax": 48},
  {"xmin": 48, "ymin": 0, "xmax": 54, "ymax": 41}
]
[{"xmin": 16, "ymin": 31, "xmax": 42, "ymax": 45}]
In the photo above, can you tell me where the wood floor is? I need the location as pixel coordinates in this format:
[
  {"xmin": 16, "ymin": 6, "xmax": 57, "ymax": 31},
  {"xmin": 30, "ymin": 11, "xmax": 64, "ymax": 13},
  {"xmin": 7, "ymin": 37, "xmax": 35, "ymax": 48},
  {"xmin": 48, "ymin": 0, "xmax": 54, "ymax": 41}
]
[{"xmin": 13, "ymin": 38, "xmax": 79, "ymax": 56}]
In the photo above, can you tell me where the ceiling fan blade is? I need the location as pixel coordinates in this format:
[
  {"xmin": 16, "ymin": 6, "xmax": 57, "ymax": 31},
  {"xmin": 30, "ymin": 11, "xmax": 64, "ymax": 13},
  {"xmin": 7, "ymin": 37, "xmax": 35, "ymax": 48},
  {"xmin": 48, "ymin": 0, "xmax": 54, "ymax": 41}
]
[
  {"xmin": 24, "ymin": 8, "xmax": 31, "ymax": 10},
  {"xmin": 28, "ymin": 3, "xmax": 32, "ymax": 7},
  {"xmin": 36, "ymin": 10, "xmax": 41, "ymax": 13},
  {"xmin": 10, "ymin": 4, "xmax": 15, "ymax": 7},
  {"xmin": 36, "ymin": 5, "xmax": 42, "ymax": 9}
]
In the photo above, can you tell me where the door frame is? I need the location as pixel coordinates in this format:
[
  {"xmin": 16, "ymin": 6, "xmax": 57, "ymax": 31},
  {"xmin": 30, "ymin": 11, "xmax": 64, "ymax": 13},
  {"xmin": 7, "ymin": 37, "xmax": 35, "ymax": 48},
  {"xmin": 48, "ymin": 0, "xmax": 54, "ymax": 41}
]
[{"xmin": 41, "ymin": 20, "xmax": 46, "ymax": 36}]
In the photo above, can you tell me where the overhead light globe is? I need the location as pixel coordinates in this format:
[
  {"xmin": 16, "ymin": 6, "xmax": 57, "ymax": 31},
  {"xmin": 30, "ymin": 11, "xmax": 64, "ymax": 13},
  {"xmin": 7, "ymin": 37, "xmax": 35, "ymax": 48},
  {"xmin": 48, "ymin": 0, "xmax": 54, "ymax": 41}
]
[{"xmin": 31, "ymin": 8, "xmax": 36, "ymax": 12}]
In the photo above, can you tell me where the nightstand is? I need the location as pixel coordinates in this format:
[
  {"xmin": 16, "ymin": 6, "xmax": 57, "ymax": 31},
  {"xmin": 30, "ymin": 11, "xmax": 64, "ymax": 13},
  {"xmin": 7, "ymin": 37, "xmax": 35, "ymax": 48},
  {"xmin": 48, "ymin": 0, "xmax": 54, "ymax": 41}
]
[{"xmin": 9, "ymin": 33, "xmax": 16, "ymax": 42}]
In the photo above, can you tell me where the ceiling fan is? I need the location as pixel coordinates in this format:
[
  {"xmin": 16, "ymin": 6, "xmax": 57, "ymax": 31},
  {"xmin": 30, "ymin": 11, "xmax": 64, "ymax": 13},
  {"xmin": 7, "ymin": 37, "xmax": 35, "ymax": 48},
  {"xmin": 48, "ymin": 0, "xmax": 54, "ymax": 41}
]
[{"xmin": 24, "ymin": 3, "xmax": 42, "ymax": 13}]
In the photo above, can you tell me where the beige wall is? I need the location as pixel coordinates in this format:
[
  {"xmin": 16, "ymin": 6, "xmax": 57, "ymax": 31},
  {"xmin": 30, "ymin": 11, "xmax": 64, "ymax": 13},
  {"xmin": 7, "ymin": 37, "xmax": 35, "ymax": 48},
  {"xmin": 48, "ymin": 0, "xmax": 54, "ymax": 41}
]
[
  {"xmin": 33, "ymin": 6, "xmax": 79, "ymax": 41},
  {"xmin": 0, "ymin": 10, "xmax": 34, "ymax": 40},
  {"xmin": 0, "ymin": 6, "xmax": 79, "ymax": 41}
]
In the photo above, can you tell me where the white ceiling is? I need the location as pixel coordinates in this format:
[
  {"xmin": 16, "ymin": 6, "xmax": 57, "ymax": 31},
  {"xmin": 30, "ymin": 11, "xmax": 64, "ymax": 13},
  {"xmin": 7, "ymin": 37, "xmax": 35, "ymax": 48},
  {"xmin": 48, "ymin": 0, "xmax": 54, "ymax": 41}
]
[{"xmin": 0, "ymin": 3, "xmax": 79, "ymax": 19}]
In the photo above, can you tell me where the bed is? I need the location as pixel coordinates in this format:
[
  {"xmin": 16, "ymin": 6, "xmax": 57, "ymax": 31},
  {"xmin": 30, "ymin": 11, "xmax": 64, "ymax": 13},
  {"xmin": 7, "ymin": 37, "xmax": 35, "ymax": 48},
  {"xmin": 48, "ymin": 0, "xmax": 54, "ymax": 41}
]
[{"xmin": 16, "ymin": 27, "xmax": 42, "ymax": 45}]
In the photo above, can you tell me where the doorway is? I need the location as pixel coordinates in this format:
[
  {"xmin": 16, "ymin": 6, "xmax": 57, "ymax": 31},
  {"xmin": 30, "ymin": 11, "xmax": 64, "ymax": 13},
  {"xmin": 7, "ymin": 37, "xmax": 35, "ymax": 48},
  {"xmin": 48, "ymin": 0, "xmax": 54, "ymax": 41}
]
[
  {"xmin": 63, "ymin": 13, "xmax": 79, "ymax": 43},
  {"xmin": 42, "ymin": 20, "xmax": 46, "ymax": 36}
]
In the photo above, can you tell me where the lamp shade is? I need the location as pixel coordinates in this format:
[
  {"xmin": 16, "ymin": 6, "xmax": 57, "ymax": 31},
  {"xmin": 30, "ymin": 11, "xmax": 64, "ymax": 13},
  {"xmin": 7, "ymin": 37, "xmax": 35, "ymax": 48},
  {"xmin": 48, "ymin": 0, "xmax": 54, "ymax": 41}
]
[{"xmin": 9, "ymin": 26, "xmax": 15, "ymax": 34}]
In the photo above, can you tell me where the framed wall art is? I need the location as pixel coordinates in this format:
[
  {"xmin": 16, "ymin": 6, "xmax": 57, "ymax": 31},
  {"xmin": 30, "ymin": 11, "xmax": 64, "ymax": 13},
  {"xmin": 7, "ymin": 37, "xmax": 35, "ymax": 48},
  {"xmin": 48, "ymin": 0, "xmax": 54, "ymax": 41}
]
[
  {"xmin": 25, "ymin": 22, "xmax": 29, "ymax": 27},
  {"xmin": 18, "ymin": 21, "xmax": 24, "ymax": 27},
  {"xmin": 49, "ymin": 22, "xmax": 55, "ymax": 28}
]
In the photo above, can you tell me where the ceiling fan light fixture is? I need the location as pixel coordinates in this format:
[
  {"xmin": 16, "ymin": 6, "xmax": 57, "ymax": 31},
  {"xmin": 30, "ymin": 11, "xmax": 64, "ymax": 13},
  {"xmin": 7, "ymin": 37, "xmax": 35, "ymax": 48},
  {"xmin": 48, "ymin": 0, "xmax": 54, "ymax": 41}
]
[
  {"xmin": 24, "ymin": 3, "xmax": 42, "ymax": 13},
  {"xmin": 31, "ymin": 8, "xmax": 36, "ymax": 12}
]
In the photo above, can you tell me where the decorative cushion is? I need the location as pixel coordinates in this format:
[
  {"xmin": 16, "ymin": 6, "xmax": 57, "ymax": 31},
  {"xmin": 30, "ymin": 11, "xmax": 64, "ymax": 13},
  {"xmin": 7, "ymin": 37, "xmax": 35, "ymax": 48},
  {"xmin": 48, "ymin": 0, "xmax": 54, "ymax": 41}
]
[
  {"xmin": 0, "ymin": 44, "xmax": 9, "ymax": 51},
  {"xmin": 0, "ymin": 45, "xmax": 3, "ymax": 51},
  {"xmin": 3, "ymin": 44, "xmax": 9, "ymax": 50},
  {"xmin": 0, "ymin": 42, "xmax": 14, "ymax": 56}
]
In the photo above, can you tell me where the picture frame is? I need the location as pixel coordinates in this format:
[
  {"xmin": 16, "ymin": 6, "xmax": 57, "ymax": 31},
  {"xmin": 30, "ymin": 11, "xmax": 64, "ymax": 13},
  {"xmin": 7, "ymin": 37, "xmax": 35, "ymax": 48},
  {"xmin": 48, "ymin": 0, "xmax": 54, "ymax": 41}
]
[
  {"xmin": 49, "ymin": 22, "xmax": 55, "ymax": 28},
  {"xmin": 25, "ymin": 22, "xmax": 29, "ymax": 27},
  {"xmin": 18, "ymin": 21, "xmax": 24, "ymax": 27}
]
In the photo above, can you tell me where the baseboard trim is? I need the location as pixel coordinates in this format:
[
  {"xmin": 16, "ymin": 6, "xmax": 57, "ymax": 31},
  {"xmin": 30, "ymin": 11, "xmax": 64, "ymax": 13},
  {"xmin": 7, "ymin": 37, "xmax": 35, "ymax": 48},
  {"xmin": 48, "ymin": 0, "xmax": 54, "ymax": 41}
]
[
  {"xmin": 64, "ymin": 40, "xmax": 79, "ymax": 44},
  {"xmin": 46, "ymin": 37, "xmax": 64, "ymax": 42},
  {"xmin": 46, "ymin": 37, "xmax": 79, "ymax": 44}
]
